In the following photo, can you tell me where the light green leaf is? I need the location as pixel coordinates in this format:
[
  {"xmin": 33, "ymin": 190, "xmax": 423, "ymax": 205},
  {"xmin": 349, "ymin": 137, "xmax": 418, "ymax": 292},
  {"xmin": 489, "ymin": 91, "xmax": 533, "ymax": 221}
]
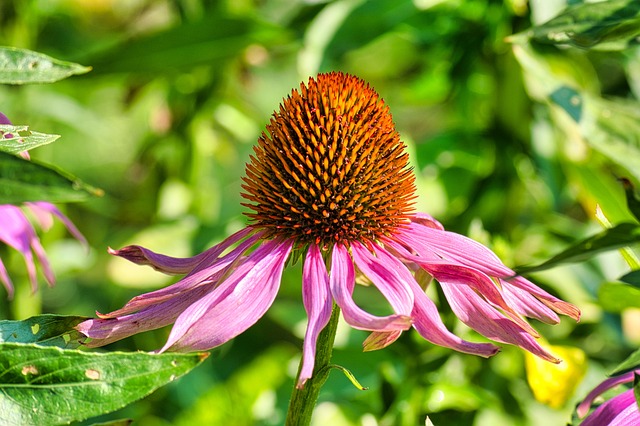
[
  {"xmin": 0, "ymin": 315, "xmax": 88, "ymax": 349},
  {"xmin": 0, "ymin": 47, "xmax": 91, "ymax": 84},
  {"xmin": 598, "ymin": 282, "xmax": 640, "ymax": 312},
  {"xmin": 0, "ymin": 151, "xmax": 102, "ymax": 204},
  {"xmin": 0, "ymin": 125, "xmax": 60, "ymax": 154},
  {"xmin": 515, "ymin": 223, "xmax": 640, "ymax": 274},
  {"xmin": 0, "ymin": 343, "xmax": 208, "ymax": 426},
  {"xmin": 610, "ymin": 347, "xmax": 640, "ymax": 376},
  {"xmin": 529, "ymin": 0, "xmax": 640, "ymax": 50}
]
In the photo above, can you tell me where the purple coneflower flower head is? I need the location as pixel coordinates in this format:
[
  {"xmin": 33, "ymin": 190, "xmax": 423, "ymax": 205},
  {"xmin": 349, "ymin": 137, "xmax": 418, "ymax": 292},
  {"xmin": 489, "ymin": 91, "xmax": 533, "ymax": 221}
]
[
  {"xmin": 0, "ymin": 113, "xmax": 87, "ymax": 297},
  {"xmin": 76, "ymin": 72, "xmax": 580, "ymax": 388},
  {"xmin": 577, "ymin": 369, "xmax": 640, "ymax": 426}
]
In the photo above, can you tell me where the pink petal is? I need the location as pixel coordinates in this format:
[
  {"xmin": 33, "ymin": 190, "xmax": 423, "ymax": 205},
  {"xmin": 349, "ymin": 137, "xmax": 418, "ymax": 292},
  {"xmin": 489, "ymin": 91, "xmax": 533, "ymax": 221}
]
[
  {"xmin": 110, "ymin": 227, "xmax": 257, "ymax": 275},
  {"xmin": 297, "ymin": 244, "xmax": 333, "ymax": 388},
  {"xmin": 0, "ymin": 259, "xmax": 14, "ymax": 298},
  {"xmin": 76, "ymin": 283, "xmax": 213, "ymax": 347},
  {"xmin": 26, "ymin": 202, "xmax": 88, "ymax": 247},
  {"xmin": 577, "ymin": 370, "xmax": 638, "ymax": 418},
  {"xmin": 350, "ymin": 242, "xmax": 414, "ymax": 315},
  {"xmin": 409, "ymin": 213, "xmax": 444, "ymax": 230},
  {"xmin": 159, "ymin": 238, "xmax": 293, "ymax": 352},
  {"xmin": 581, "ymin": 389, "xmax": 640, "ymax": 426},
  {"xmin": 407, "ymin": 271, "xmax": 499, "ymax": 357},
  {"xmin": 100, "ymin": 231, "xmax": 261, "ymax": 318},
  {"xmin": 501, "ymin": 281, "xmax": 560, "ymax": 324},
  {"xmin": 329, "ymin": 243, "xmax": 412, "ymax": 332},
  {"xmin": 509, "ymin": 276, "xmax": 581, "ymax": 321},
  {"xmin": 362, "ymin": 330, "xmax": 403, "ymax": 351},
  {"xmin": 438, "ymin": 278, "xmax": 558, "ymax": 362}
]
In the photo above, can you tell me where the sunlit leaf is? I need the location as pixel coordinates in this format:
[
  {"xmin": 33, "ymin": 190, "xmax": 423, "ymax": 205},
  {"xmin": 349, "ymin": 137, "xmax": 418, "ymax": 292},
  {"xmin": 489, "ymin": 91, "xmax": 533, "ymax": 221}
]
[
  {"xmin": 598, "ymin": 282, "xmax": 640, "ymax": 312},
  {"xmin": 610, "ymin": 347, "xmax": 640, "ymax": 376},
  {"xmin": 529, "ymin": 0, "xmax": 640, "ymax": 50},
  {"xmin": 0, "ymin": 343, "xmax": 207, "ymax": 426},
  {"xmin": 515, "ymin": 223, "xmax": 640, "ymax": 274},
  {"xmin": 0, "ymin": 46, "xmax": 91, "ymax": 84},
  {"xmin": 0, "ymin": 125, "xmax": 60, "ymax": 154},
  {"xmin": 0, "ymin": 315, "xmax": 88, "ymax": 349},
  {"xmin": 0, "ymin": 151, "xmax": 102, "ymax": 204}
]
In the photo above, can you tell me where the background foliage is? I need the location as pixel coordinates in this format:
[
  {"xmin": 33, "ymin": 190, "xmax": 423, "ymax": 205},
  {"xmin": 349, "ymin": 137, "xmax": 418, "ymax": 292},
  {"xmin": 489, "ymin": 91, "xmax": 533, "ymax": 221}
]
[{"xmin": 1, "ymin": 0, "xmax": 640, "ymax": 424}]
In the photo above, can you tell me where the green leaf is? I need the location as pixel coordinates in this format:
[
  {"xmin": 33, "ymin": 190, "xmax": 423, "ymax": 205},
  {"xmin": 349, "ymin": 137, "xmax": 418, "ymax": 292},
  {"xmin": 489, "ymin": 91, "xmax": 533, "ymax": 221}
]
[
  {"xmin": 0, "ymin": 151, "xmax": 102, "ymax": 204},
  {"xmin": 620, "ymin": 270, "xmax": 640, "ymax": 288},
  {"xmin": 0, "ymin": 315, "xmax": 88, "ymax": 349},
  {"xmin": 529, "ymin": 0, "xmax": 640, "ymax": 50},
  {"xmin": 598, "ymin": 282, "xmax": 640, "ymax": 312},
  {"xmin": 0, "ymin": 125, "xmax": 60, "ymax": 154},
  {"xmin": 619, "ymin": 178, "xmax": 640, "ymax": 223},
  {"xmin": 0, "ymin": 343, "xmax": 208, "ymax": 426},
  {"xmin": 514, "ymin": 223, "xmax": 640, "ymax": 274},
  {"xmin": 0, "ymin": 47, "xmax": 91, "ymax": 84},
  {"xmin": 83, "ymin": 16, "xmax": 280, "ymax": 75},
  {"xmin": 610, "ymin": 347, "xmax": 640, "ymax": 376}
]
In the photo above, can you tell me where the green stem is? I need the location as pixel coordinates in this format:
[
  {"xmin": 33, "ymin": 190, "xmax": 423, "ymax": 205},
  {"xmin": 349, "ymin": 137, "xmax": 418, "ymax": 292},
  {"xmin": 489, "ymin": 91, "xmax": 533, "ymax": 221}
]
[{"xmin": 285, "ymin": 304, "xmax": 341, "ymax": 426}]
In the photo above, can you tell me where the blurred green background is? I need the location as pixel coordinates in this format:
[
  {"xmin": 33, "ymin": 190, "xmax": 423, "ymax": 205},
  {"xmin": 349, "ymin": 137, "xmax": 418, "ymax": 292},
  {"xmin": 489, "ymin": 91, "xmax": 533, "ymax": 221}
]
[{"xmin": 1, "ymin": 0, "xmax": 639, "ymax": 424}]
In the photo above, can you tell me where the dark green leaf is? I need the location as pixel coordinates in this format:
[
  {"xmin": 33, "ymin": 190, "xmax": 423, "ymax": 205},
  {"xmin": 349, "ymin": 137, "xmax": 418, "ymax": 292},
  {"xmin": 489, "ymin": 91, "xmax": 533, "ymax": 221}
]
[
  {"xmin": 598, "ymin": 282, "xmax": 640, "ymax": 312},
  {"xmin": 610, "ymin": 347, "xmax": 640, "ymax": 376},
  {"xmin": 619, "ymin": 178, "xmax": 640, "ymax": 223},
  {"xmin": 83, "ymin": 16, "xmax": 280, "ymax": 75},
  {"xmin": 89, "ymin": 420, "xmax": 133, "ymax": 426},
  {"xmin": 0, "ymin": 125, "xmax": 60, "ymax": 154},
  {"xmin": 0, "ymin": 47, "xmax": 91, "ymax": 84},
  {"xmin": 530, "ymin": 0, "xmax": 640, "ymax": 50},
  {"xmin": 514, "ymin": 223, "xmax": 640, "ymax": 274},
  {"xmin": 0, "ymin": 151, "xmax": 102, "ymax": 204},
  {"xmin": 620, "ymin": 270, "xmax": 640, "ymax": 288},
  {"xmin": 0, "ymin": 315, "xmax": 88, "ymax": 349},
  {"xmin": 0, "ymin": 343, "xmax": 208, "ymax": 426}
]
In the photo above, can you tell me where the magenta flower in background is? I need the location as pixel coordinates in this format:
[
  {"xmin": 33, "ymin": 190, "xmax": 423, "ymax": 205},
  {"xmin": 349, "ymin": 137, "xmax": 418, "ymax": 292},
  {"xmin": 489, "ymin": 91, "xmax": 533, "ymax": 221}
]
[
  {"xmin": 0, "ymin": 112, "xmax": 87, "ymax": 297},
  {"xmin": 77, "ymin": 72, "xmax": 580, "ymax": 388},
  {"xmin": 577, "ymin": 369, "xmax": 640, "ymax": 425}
]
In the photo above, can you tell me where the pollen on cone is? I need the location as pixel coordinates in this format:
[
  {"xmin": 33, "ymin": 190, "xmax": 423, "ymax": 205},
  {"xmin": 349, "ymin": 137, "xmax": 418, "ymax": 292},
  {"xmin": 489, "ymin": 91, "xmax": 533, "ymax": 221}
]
[{"xmin": 241, "ymin": 72, "xmax": 416, "ymax": 247}]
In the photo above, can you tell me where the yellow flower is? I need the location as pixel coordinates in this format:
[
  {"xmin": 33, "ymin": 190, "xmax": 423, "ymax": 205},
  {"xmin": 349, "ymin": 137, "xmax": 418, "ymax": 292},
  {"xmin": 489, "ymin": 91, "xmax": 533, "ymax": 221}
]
[{"xmin": 525, "ymin": 341, "xmax": 587, "ymax": 408}]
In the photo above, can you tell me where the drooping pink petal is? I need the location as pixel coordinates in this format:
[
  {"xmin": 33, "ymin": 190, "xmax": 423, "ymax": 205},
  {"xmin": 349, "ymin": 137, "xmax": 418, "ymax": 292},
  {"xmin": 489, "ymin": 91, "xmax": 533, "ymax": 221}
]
[
  {"xmin": 407, "ymin": 270, "xmax": 500, "ymax": 357},
  {"xmin": 99, "ymin": 231, "xmax": 262, "ymax": 318},
  {"xmin": 0, "ymin": 259, "xmax": 14, "ymax": 298},
  {"xmin": 410, "ymin": 213, "xmax": 444, "ymax": 230},
  {"xmin": 501, "ymin": 281, "xmax": 560, "ymax": 324},
  {"xmin": 438, "ymin": 277, "xmax": 558, "ymax": 362},
  {"xmin": 581, "ymin": 389, "xmax": 640, "ymax": 426},
  {"xmin": 0, "ymin": 205, "xmax": 46, "ymax": 291},
  {"xmin": 509, "ymin": 276, "xmax": 581, "ymax": 321},
  {"xmin": 386, "ymin": 237, "xmax": 540, "ymax": 336},
  {"xmin": 577, "ymin": 370, "xmax": 638, "ymax": 418},
  {"xmin": 159, "ymin": 238, "xmax": 294, "ymax": 352},
  {"xmin": 26, "ymin": 202, "xmax": 88, "ymax": 247},
  {"xmin": 329, "ymin": 243, "xmax": 412, "ymax": 332},
  {"xmin": 297, "ymin": 244, "xmax": 333, "ymax": 388},
  {"xmin": 77, "ymin": 283, "xmax": 213, "ymax": 347},
  {"xmin": 350, "ymin": 242, "xmax": 414, "ymax": 315},
  {"xmin": 110, "ymin": 227, "xmax": 257, "ymax": 275}
]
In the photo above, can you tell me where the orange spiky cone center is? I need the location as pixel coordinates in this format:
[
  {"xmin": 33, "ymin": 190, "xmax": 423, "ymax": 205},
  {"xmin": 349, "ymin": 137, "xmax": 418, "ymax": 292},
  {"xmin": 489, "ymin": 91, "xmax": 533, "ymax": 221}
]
[{"xmin": 241, "ymin": 72, "xmax": 416, "ymax": 247}]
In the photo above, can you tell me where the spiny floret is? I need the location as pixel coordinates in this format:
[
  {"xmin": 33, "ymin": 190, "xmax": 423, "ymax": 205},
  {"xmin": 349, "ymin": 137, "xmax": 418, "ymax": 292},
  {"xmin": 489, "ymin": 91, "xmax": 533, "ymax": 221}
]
[{"xmin": 241, "ymin": 72, "xmax": 416, "ymax": 246}]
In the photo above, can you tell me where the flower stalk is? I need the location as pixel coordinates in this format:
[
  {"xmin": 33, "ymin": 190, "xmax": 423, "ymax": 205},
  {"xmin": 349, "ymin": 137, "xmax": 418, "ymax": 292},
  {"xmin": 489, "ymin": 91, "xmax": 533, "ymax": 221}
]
[{"xmin": 286, "ymin": 304, "xmax": 341, "ymax": 426}]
